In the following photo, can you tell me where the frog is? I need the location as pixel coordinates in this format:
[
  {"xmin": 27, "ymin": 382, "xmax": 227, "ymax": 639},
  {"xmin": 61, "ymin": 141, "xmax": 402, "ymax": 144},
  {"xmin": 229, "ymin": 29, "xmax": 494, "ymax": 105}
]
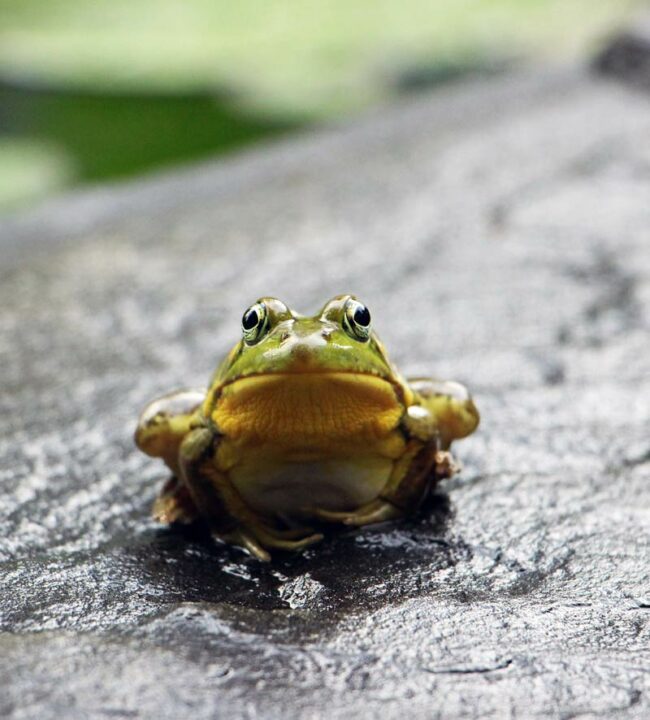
[{"xmin": 134, "ymin": 295, "xmax": 479, "ymax": 561}]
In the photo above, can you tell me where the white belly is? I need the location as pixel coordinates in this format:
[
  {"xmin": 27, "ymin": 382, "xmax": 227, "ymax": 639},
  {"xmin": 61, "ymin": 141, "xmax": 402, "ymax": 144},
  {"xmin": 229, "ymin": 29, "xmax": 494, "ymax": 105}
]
[{"xmin": 230, "ymin": 455, "xmax": 393, "ymax": 519}]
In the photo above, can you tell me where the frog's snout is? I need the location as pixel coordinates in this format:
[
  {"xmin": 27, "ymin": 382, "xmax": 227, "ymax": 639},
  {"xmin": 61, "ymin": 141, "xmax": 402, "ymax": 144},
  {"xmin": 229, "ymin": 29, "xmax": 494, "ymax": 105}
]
[
  {"xmin": 291, "ymin": 337, "xmax": 326, "ymax": 366},
  {"xmin": 291, "ymin": 342, "xmax": 317, "ymax": 367},
  {"xmin": 280, "ymin": 324, "xmax": 329, "ymax": 370}
]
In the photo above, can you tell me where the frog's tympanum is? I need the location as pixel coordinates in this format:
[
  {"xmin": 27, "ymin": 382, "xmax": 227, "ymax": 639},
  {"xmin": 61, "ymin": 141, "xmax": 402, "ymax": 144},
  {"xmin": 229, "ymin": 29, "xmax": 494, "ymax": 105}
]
[{"xmin": 135, "ymin": 296, "xmax": 479, "ymax": 560}]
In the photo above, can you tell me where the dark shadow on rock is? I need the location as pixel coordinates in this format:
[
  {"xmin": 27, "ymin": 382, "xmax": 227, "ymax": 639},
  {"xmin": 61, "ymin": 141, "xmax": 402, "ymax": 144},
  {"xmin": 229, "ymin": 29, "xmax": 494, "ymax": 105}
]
[{"xmin": 125, "ymin": 490, "xmax": 462, "ymax": 617}]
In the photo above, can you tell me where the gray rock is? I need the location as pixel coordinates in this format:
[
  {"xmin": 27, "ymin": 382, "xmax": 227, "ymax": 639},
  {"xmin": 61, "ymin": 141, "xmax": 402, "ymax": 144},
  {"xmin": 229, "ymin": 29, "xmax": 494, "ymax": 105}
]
[
  {"xmin": 1, "ymin": 64, "xmax": 649, "ymax": 719},
  {"xmin": 595, "ymin": 13, "xmax": 650, "ymax": 89}
]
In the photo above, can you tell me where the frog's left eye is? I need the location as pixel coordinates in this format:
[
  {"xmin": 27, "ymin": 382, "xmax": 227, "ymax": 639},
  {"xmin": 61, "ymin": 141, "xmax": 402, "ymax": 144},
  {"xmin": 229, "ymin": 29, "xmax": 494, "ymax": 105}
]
[
  {"xmin": 242, "ymin": 302, "xmax": 269, "ymax": 345},
  {"xmin": 343, "ymin": 299, "xmax": 372, "ymax": 341}
]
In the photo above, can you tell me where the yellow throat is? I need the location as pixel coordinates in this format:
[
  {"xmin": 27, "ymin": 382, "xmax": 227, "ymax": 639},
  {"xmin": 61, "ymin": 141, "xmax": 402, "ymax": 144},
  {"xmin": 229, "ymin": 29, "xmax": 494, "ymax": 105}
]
[{"xmin": 212, "ymin": 372, "xmax": 404, "ymax": 449}]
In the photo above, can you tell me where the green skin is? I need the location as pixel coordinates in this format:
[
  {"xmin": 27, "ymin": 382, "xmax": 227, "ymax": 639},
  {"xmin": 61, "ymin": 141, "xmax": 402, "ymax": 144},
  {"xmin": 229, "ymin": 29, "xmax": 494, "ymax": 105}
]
[{"xmin": 135, "ymin": 295, "xmax": 479, "ymax": 561}]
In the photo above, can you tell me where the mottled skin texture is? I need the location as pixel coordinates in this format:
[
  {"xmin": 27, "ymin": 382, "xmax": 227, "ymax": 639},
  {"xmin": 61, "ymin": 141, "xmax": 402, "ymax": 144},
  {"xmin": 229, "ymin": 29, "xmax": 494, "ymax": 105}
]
[{"xmin": 135, "ymin": 295, "xmax": 479, "ymax": 560}]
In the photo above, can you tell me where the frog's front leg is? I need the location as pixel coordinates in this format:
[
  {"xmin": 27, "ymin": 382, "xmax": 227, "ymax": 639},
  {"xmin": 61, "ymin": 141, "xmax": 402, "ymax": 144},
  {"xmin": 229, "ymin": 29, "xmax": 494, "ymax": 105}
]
[
  {"xmin": 385, "ymin": 377, "xmax": 479, "ymax": 504},
  {"xmin": 179, "ymin": 430, "xmax": 323, "ymax": 561},
  {"xmin": 384, "ymin": 377, "xmax": 479, "ymax": 505}
]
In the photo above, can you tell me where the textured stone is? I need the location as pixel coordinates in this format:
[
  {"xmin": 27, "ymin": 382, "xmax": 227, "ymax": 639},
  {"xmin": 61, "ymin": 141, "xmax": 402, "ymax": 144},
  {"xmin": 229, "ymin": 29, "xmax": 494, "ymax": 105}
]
[{"xmin": 1, "ymin": 65, "xmax": 649, "ymax": 719}]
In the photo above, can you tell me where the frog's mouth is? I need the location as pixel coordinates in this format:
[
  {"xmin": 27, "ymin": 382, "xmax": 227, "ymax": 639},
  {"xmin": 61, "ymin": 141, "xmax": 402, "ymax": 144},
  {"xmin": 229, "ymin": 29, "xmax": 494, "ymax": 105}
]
[{"xmin": 212, "ymin": 372, "xmax": 405, "ymax": 445}]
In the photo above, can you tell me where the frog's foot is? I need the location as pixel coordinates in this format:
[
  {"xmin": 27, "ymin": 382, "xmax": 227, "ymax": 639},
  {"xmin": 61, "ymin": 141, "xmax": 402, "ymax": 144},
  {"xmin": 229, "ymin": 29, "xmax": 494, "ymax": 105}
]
[
  {"xmin": 434, "ymin": 450, "xmax": 461, "ymax": 479},
  {"xmin": 220, "ymin": 529, "xmax": 272, "ymax": 562},
  {"xmin": 312, "ymin": 498, "xmax": 402, "ymax": 527},
  {"xmin": 152, "ymin": 476, "xmax": 199, "ymax": 525},
  {"xmin": 219, "ymin": 524, "xmax": 324, "ymax": 561},
  {"xmin": 255, "ymin": 524, "xmax": 324, "ymax": 551}
]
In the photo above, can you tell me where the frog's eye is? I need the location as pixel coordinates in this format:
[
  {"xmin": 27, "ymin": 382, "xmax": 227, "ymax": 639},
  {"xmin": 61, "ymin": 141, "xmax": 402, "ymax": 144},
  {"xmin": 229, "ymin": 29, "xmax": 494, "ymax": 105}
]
[
  {"xmin": 242, "ymin": 302, "xmax": 269, "ymax": 345},
  {"xmin": 343, "ymin": 299, "xmax": 372, "ymax": 341}
]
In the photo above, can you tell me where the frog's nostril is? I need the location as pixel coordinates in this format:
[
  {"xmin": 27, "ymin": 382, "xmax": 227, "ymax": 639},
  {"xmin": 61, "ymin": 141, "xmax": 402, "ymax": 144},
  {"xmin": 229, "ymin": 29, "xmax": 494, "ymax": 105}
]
[
  {"xmin": 321, "ymin": 328, "xmax": 334, "ymax": 341},
  {"xmin": 279, "ymin": 332, "xmax": 291, "ymax": 343}
]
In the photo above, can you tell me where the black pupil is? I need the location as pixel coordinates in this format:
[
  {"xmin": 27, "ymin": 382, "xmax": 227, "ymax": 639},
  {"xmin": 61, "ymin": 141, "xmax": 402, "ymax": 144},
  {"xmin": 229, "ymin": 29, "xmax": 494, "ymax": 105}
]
[
  {"xmin": 242, "ymin": 308, "xmax": 259, "ymax": 330},
  {"xmin": 353, "ymin": 305, "xmax": 370, "ymax": 327}
]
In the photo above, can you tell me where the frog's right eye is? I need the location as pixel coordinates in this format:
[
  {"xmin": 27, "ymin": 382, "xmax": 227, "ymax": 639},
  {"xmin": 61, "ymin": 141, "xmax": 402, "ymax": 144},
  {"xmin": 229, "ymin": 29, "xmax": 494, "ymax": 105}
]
[{"xmin": 242, "ymin": 302, "xmax": 270, "ymax": 345}]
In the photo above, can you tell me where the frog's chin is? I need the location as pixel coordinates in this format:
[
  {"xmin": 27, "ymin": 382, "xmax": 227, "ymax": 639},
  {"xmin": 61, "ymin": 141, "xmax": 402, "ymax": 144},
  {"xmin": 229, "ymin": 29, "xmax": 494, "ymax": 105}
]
[{"xmin": 212, "ymin": 372, "xmax": 405, "ymax": 445}]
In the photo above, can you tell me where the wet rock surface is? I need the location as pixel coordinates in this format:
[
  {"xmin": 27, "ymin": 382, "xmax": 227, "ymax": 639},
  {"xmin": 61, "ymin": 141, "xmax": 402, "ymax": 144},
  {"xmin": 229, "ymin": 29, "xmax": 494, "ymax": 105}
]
[{"xmin": 1, "ymin": 65, "xmax": 649, "ymax": 719}]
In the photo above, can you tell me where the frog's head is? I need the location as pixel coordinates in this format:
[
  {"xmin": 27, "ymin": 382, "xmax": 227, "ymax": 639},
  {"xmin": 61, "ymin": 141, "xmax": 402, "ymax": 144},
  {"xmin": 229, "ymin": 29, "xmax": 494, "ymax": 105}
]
[
  {"xmin": 214, "ymin": 295, "xmax": 402, "ymax": 384},
  {"xmin": 203, "ymin": 296, "xmax": 412, "ymax": 436}
]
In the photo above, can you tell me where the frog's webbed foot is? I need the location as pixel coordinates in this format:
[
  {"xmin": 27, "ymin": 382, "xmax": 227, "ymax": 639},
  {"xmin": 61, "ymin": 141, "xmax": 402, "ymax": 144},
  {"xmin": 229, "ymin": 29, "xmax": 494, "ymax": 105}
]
[
  {"xmin": 220, "ymin": 529, "xmax": 272, "ymax": 562},
  {"xmin": 152, "ymin": 475, "xmax": 199, "ymax": 525},
  {"xmin": 218, "ymin": 525, "xmax": 324, "ymax": 562},
  {"xmin": 311, "ymin": 498, "xmax": 402, "ymax": 527},
  {"xmin": 252, "ymin": 525, "xmax": 324, "ymax": 551}
]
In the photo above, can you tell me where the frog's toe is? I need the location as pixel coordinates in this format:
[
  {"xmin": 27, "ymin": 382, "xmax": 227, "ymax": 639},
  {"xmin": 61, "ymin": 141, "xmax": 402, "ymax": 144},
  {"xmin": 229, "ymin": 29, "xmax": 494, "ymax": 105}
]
[
  {"xmin": 219, "ymin": 525, "xmax": 323, "ymax": 560},
  {"xmin": 253, "ymin": 526, "xmax": 324, "ymax": 551},
  {"xmin": 342, "ymin": 500, "xmax": 402, "ymax": 526},
  {"xmin": 221, "ymin": 529, "xmax": 272, "ymax": 562},
  {"xmin": 312, "ymin": 499, "xmax": 402, "ymax": 526},
  {"xmin": 310, "ymin": 507, "xmax": 354, "ymax": 522}
]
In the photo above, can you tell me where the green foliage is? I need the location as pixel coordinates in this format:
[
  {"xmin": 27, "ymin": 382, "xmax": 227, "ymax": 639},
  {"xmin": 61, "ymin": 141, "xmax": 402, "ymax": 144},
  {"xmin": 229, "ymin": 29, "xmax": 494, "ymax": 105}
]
[
  {"xmin": 1, "ymin": 84, "xmax": 297, "ymax": 183},
  {"xmin": 0, "ymin": 0, "xmax": 640, "ymax": 115}
]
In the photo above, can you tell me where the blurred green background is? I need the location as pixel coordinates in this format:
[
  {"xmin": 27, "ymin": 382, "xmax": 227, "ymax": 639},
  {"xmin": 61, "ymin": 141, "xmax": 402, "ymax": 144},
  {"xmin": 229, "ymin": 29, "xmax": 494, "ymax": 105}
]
[{"xmin": 0, "ymin": 0, "xmax": 643, "ymax": 212}]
